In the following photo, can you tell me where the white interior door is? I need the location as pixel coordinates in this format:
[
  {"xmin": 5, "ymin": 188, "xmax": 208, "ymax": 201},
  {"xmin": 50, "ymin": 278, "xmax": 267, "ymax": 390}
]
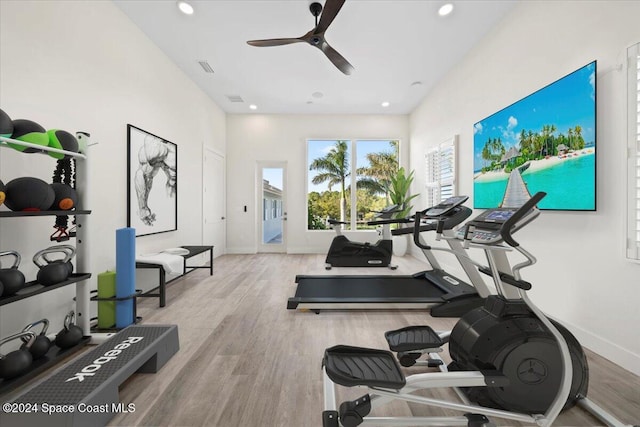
[
  {"xmin": 203, "ymin": 147, "xmax": 225, "ymax": 258},
  {"xmin": 257, "ymin": 162, "xmax": 287, "ymax": 253}
]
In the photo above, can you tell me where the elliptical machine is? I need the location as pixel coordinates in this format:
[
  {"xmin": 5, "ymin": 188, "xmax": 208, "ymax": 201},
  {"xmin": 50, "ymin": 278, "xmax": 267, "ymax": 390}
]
[
  {"xmin": 324, "ymin": 205, "xmax": 406, "ymax": 270},
  {"xmin": 322, "ymin": 193, "xmax": 633, "ymax": 427}
]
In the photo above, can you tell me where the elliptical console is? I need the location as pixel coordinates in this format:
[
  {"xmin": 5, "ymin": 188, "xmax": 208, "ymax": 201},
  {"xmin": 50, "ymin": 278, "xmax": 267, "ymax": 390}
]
[{"xmin": 454, "ymin": 204, "xmax": 538, "ymax": 244}]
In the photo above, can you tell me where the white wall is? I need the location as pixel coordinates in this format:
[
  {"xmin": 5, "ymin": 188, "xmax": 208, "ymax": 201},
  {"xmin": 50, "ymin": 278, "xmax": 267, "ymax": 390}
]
[
  {"xmin": 0, "ymin": 1, "xmax": 225, "ymax": 339},
  {"xmin": 409, "ymin": 0, "xmax": 640, "ymax": 374},
  {"xmin": 226, "ymin": 114, "xmax": 409, "ymax": 253}
]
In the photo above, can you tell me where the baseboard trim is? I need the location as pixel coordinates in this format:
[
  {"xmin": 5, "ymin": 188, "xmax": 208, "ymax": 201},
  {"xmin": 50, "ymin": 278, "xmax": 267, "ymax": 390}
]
[{"xmin": 562, "ymin": 319, "xmax": 640, "ymax": 376}]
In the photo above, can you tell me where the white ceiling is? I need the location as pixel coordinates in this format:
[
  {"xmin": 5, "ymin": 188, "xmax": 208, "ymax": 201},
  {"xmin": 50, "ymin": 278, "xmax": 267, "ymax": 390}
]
[{"xmin": 113, "ymin": 0, "xmax": 517, "ymax": 115}]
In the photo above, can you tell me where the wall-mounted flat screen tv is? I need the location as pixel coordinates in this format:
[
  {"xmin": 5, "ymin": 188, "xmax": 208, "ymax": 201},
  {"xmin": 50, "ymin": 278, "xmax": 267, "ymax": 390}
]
[{"xmin": 473, "ymin": 61, "xmax": 596, "ymax": 210}]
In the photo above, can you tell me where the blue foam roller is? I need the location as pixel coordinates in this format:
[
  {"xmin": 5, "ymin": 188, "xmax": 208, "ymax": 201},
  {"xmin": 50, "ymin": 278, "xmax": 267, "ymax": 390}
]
[{"xmin": 116, "ymin": 227, "xmax": 136, "ymax": 328}]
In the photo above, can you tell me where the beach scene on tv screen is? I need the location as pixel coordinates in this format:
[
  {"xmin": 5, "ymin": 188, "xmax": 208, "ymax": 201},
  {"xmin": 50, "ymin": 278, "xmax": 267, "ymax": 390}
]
[{"xmin": 473, "ymin": 61, "xmax": 596, "ymax": 210}]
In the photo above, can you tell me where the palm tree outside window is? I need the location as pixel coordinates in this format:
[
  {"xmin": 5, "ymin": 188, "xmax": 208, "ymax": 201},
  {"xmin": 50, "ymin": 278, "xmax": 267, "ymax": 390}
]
[{"xmin": 307, "ymin": 139, "xmax": 400, "ymax": 230}]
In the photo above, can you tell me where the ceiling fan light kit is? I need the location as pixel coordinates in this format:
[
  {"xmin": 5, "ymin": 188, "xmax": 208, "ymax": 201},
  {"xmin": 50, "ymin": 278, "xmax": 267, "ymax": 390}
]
[{"xmin": 247, "ymin": 0, "xmax": 354, "ymax": 75}]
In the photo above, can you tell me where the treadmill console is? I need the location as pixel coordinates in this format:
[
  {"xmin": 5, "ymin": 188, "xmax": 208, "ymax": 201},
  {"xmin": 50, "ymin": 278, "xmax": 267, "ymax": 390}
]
[
  {"xmin": 424, "ymin": 196, "xmax": 469, "ymax": 217},
  {"xmin": 456, "ymin": 206, "xmax": 539, "ymax": 244}
]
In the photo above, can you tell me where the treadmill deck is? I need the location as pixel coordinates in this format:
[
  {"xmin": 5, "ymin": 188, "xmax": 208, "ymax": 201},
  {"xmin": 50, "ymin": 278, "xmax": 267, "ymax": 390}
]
[{"xmin": 287, "ymin": 273, "xmax": 470, "ymax": 310}]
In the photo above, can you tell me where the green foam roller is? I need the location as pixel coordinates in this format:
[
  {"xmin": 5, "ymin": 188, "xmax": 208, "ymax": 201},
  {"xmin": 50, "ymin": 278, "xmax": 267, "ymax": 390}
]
[{"xmin": 97, "ymin": 271, "xmax": 116, "ymax": 329}]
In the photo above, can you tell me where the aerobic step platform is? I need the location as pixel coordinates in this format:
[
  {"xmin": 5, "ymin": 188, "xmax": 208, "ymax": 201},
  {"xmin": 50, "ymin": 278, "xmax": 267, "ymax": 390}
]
[{"xmin": 0, "ymin": 324, "xmax": 179, "ymax": 427}]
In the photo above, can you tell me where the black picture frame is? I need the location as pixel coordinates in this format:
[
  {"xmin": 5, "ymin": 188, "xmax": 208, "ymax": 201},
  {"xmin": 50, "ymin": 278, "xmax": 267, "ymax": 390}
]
[{"xmin": 127, "ymin": 124, "xmax": 177, "ymax": 237}]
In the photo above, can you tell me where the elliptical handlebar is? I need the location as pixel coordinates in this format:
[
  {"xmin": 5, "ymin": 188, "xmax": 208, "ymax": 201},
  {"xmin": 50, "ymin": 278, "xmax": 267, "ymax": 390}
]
[{"xmin": 500, "ymin": 192, "xmax": 546, "ymax": 247}]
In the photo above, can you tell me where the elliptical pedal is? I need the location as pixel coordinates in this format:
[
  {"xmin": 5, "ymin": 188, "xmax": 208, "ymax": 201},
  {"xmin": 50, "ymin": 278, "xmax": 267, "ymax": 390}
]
[
  {"xmin": 385, "ymin": 325, "xmax": 444, "ymax": 352},
  {"xmin": 323, "ymin": 345, "xmax": 406, "ymax": 389},
  {"xmin": 385, "ymin": 325, "xmax": 445, "ymax": 367}
]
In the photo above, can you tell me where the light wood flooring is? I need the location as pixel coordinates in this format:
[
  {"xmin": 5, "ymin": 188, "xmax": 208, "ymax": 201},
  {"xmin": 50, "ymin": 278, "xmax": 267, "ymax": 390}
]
[{"xmin": 97, "ymin": 254, "xmax": 636, "ymax": 426}]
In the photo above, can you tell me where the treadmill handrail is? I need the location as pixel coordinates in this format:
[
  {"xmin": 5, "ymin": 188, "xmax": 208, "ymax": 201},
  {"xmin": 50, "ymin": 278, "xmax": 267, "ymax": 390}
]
[{"xmin": 412, "ymin": 212, "xmax": 432, "ymax": 250}]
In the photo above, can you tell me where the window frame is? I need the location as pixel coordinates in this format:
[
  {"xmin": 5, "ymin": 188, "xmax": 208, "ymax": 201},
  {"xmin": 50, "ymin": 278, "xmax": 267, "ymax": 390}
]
[{"xmin": 306, "ymin": 138, "xmax": 401, "ymax": 231}]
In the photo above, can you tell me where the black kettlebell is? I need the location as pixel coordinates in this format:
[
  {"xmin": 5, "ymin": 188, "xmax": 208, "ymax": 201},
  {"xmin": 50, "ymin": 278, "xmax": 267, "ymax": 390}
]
[
  {"xmin": 0, "ymin": 331, "xmax": 36, "ymax": 379},
  {"xmin": 21, "ymin": 319, "xmax": 51, "ymax": 359},
  {"xmin": 55, "ymin": 311, "xmax": 83, "ymax": 349},
  {"xmin": 43, "ymin": 244, "xmax": 75, "ymax": 276},
  {"xmin": 33, "ymin": 245, "xmax": 75, "ymax": 286},
  {"xmin": 0, "ymin": 250, "xmax": 26, "ymax": 296}
]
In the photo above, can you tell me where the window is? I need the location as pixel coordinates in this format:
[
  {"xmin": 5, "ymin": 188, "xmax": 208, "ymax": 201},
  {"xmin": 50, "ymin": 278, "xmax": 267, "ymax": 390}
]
[
  {"xmin": 628, "ymin": 42, "xmax": 640, "ymax": 260},
  {"xmin": 425, "ymin": 135, "xmax": 458, "ymax": 208},
  {"xmin": 307, "ymin": 139, "xmax": 399, "ymax": 230}
]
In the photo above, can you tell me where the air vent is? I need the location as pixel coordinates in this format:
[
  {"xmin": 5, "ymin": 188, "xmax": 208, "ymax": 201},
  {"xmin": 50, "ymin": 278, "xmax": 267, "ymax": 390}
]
[
  {"xmin": 198, "ymin": 60, "xmax": 214, "ymax": 74},
  {"xmin": 226, "ymin": 95, "xmax": 244, "ymax": 103}
]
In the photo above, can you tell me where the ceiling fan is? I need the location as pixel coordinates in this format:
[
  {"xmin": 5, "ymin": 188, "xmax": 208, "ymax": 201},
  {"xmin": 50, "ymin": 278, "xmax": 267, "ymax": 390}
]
[{"xmin": 247, "ymin": 0, "xmax": 354, "ymax": 75}]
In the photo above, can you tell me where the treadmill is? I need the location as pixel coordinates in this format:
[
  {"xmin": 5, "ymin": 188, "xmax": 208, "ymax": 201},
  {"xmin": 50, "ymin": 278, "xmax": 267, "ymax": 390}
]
[{"xmin": 287, "ymin": 196, "xmax": 490, "ymax": 316}]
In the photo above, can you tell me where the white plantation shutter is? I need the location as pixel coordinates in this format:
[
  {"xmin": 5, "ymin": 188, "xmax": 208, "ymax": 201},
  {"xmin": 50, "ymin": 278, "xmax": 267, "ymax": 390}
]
[
  {"xmin": 425, "ymin": 136, "xmax": 457, "ymax": 207},
  {"xmin": 628, "ymin": 43, "xmax": 640, "ymax": 259}
]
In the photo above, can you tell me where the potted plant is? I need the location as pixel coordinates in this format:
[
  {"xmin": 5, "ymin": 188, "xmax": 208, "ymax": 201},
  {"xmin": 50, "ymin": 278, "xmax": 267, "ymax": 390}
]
[{"xmin": 388, "ymin": 167, "xmax": 419, "ymax": 256}]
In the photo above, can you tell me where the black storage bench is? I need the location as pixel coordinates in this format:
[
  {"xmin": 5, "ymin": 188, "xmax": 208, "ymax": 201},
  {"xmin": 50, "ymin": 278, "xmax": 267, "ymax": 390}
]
[{"xmin": 136, "ymin": 245, "xmax": 213, "ymax": 307}]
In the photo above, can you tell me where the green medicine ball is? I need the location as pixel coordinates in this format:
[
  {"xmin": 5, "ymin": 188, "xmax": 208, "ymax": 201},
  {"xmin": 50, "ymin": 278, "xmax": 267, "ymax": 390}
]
[
  {"xmin": 9, "ymin": 119, "xmax": 49, "ymax": 152},
  {"xmin": 0, "ymin": 109, "xmax": 13, "ymax": 138},
  {"xmin": 47, "ymin": 129, "xmax": 79, "ymax": 159}
]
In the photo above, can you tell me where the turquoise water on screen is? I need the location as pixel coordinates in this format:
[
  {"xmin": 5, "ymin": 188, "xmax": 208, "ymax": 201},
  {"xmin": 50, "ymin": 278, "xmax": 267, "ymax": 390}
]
[{"xmin": 473, "ymin": 154, "xmax": 595, "ymax": 210}]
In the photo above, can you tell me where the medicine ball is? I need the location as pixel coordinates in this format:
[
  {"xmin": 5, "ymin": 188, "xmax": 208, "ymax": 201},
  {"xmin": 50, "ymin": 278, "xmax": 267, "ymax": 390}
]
[
  {"xmin": 4, "ymin": 177, "xmax": 55, "ymax": 212},
  {"xmin": 9, "ymin": 119, "xmax": 48, "ymax": 152},
  {"xmin": 47, "ymin": 129, "xmax": 79, "ymax": 159},
  {"xmin": 0, "ymin": 179, "xmax": 6, "ymax": 206},
  {"xmin": 50, "ymin": 183, "xmax": 77, "ymax": 210},
  {"xmin": 0, "ymin": 109, "xmax": 13, "ymax": 138}
]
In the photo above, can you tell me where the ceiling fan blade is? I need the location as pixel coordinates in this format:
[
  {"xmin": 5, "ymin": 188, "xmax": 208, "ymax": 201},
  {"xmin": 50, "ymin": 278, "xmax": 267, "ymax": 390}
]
[
  {"xmin": 319, "ymin": 41, "xmax": 354, "ymax": 75},
  {"xmin": 314, "ymin": 0, "xmax": 346, "ymax": 34},
  {"xmin": 247, "ymin": 38, "xmax": 304, "ymax": 47}
]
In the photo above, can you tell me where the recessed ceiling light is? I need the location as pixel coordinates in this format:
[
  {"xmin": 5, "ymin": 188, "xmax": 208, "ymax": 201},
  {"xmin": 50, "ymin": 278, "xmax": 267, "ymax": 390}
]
[
  {"xmin": 177, "ymin": 1, "xmax": 194, "ymax": 15},
  {"xmin": 438, "ymin": 3, "xmax": 454, "ymax": 16},
  {"xmin": 381, "ymin": 101, "xmax": 390, "ymax": 107},
  {"xmin": 312, "ymin": 92, "xmax": 324, "ymax": 99},
  {"xmin": 249, "ymin": 104, "xmax": 257, "ymax": 110}
]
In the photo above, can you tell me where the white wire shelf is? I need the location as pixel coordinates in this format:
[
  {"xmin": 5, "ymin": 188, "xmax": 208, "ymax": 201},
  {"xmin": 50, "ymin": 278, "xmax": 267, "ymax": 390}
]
[{"xmin": 0, "ymin": 135, "xmax": 87, "ymax": 159}]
